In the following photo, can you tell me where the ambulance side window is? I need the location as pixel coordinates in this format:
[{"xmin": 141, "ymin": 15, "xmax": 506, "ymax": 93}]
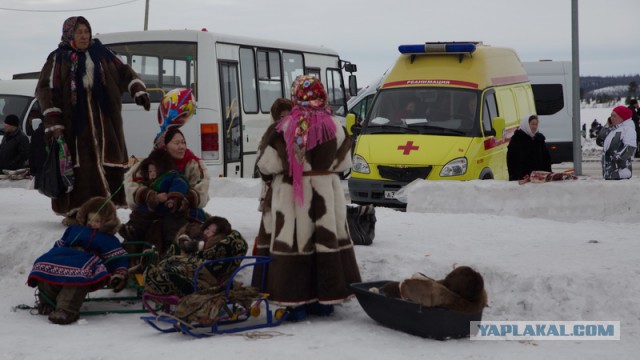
[
  {"xmin": 482, "ymin": 92, "xmax": 498, "ymax": 133},
  {"xmin": 350, "ymin": 94, "xmax": 374, "ymax": 124}
]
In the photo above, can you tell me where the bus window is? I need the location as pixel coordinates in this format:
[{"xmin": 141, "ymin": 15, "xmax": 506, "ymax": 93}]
[
  {"xmin": 257, "ymin": 49, "xmax": 283, "ymax": 113},
  {"xmin": 239, "ymin": 47, "xmax": 258, "ymax": 113},
  {"xmin": 325, "ymin": 68, "xmax": 344, "ymax": 112},
  {"xmin": 283, "ymin": 52, "xmax": 304, "ymax": 97},
  {"xmin": 162, "ymin": 58, "xmax": 187, "ymax": 87},
  {"xmin": 306, "ymin": 67, "xmax": 321, "ymax": 80},
  {"xmin": 108, "ymin": 42, "xmax": 197, "ymax": 102},
  {"xmin": 132, "ymin": 55, "xmax": 159, "ymax": 87},
  {"xmin": 219, "ymin": 62, "xmax": 242, "ymax": 164}
]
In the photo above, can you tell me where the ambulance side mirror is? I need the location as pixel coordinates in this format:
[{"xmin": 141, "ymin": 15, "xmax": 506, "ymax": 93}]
[
  {"xmin": 492, "ymin": 117, "xmax": 506, "ymax": 139},
  {"xmin": 346, "ymin": 113, "xmax": 357, "ymax": 136}
]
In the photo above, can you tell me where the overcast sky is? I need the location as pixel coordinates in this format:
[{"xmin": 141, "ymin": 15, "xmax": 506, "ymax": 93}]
[{"xmin": 0, "ymin": 0, "xmax": 637, "ymax": 87}]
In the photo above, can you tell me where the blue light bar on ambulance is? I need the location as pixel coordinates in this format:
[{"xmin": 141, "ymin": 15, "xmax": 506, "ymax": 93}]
[{"xmin": 398, "ymin": 42, "xmax": 477, "ymax": 55}]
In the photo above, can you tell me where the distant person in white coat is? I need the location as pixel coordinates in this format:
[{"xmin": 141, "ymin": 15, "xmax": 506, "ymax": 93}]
[{"xmin": 602, "ymin": 106, "xmax": 637, "ymax": 180}]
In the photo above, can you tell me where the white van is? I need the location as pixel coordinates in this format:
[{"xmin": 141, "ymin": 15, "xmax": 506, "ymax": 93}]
[
  {"xmin": 0, "ymin": 79, "xmax": 42, "ymax": 141},
  {"xmin": 522, "ymin": 61, "xmax": 573, "ymax": 163}
]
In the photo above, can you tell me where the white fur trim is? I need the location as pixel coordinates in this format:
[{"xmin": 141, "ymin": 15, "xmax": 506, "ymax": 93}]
[
  {"xmin": 44, "ymin": 125, "xmax": 65, "ymax": 133},
  {"xmin": 43, "ymin": 107, "xmax": 62, "ymax": 116},
  {"xmin": 83, "ymin": 55, "xmax": 95, "ymax": 89},
  {"xmin": 128, "ymin": 79, "xmax": 145, "ymax": 93},
  {"xmin": 134, "ymin": 90, "xmax": 148, "ymax": 99}
]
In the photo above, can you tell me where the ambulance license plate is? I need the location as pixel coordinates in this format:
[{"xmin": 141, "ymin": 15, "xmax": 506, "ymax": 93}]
[{"xmin": 384, "ymin": 191, "xmax": 396, "ymax": 199}]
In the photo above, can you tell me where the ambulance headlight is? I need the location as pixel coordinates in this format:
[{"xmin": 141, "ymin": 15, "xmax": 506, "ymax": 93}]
[
  {"xmin": 352, "ymin": 154, "xmax": 370, "ymax": 174},
  {"xmin": 440, "ymin": 158, "xmax": 467, "ymax": 177}
]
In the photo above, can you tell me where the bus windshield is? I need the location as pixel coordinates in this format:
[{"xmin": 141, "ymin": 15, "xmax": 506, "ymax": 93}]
[{"xmin": 363, "ymin": 88, "xmax": 481, "ymax": 136}]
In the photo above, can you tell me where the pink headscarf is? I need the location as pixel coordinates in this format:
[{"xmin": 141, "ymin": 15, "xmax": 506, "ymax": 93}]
[{"xmin": 277, "ymin": 75, "xmax": 336, "ymax": 206}]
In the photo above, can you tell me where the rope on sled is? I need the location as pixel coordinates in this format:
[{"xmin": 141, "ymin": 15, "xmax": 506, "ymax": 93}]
[{"xmin": 224, "ymin": 330, "xmax": 293, "ymax": 341}]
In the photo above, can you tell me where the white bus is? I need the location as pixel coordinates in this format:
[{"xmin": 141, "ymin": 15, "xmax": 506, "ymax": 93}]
[{"xmin": 96, "ymin": 29, "xmax": 356, "ymax": 177}]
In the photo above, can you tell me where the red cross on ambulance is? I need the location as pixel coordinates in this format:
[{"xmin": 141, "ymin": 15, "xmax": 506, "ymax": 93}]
[{"xmin": 397, "ymin": 140, "xmax": 419, "ymax": 155}]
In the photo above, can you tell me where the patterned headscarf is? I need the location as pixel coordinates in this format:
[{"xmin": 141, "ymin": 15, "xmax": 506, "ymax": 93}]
[
  {"xmin": 51, "ymin": 16, "xmax": 115, "ymax": 136},
  {"xmin": 277, "ymin": 75, "xmax": 336, "ymax": 206},
  {"xmin": 60, "ymin": 16, "xmax": 92, "ymax": 49}
]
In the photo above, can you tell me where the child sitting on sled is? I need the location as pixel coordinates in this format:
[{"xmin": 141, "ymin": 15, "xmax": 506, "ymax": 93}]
[{"xmin": 27, "ymin": 197, "xmax": 129, "ymax": 325}]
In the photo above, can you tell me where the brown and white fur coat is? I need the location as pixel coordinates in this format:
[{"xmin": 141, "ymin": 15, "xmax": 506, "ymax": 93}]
[{"xmin": 254, "ymin": 117, "xmax": 361, "ymax": 306}]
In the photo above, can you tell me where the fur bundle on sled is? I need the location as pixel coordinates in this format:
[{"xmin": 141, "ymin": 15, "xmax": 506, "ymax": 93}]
[{"xmin": 378, "ymin": 266, "xmax": 487, "ymax": 314}]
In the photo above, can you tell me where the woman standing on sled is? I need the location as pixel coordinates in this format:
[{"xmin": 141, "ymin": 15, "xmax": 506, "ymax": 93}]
[
  {"xmin": 36, "ymin": 16, "xmax": 150, "ymax": 224},
  {"xmin": 255, "ymin": 75, "xmax": 361, "ymax": 320}
]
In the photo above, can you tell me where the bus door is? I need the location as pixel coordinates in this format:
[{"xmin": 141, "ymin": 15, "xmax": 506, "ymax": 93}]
[{"xmin": 219, "ymin": 61, "xmax": 243, "ymax": 177}]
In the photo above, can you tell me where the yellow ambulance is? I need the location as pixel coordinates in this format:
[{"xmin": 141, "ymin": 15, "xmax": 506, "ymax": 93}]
[{"xmin": 347, "ymin": 42, "xmax": 536, "ymax": 207}]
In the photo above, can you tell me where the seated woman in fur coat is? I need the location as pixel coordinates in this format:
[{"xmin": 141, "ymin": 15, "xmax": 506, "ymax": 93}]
[{"xmin": 27, "ymin": 197, "xmax": 129, "ymax": 325}]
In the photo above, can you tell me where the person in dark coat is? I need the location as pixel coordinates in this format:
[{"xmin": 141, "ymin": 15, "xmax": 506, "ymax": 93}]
[
  {"xmin": 29, "ymin": 121, "xmax": 46, "ymax": 179},
  {"xmin": 0, "ymin": 114, "xmax": 30, "ymax": 172},
  {"xmin": 628, "ymin": 99, "xmax": 640, "ymax": 157},
  {"xmin": 507, "ymin": 114, "xmax": 552, "ymax": 181},
  {"xmin": 36, "ymin": 16, "xmax": 150, "ymax": 224}
]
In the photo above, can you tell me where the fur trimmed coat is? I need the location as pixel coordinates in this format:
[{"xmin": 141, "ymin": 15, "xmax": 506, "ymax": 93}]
[
  {"xmin": 36, "ymin": 39, "xmax": 147, "ymax": 216},
  {"xmin": 124, "ymin": 150, "xmax": 210, "ymax": 212},
  {"xmin": 254, "ymin": 117, "xmax": 361, "ymax": 306}
]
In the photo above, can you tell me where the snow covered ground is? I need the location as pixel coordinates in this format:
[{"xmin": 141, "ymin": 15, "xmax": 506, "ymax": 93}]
[
  {"xmin": 1, "ymin": 105, "xmax": 637, "ymax": 359},
  {"xmin": 1, "ymin": 174, "xmax": 638, "ymax": 359}
]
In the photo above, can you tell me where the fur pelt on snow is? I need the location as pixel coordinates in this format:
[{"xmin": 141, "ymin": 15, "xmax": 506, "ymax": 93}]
[{"xmin": 380, "ymin": 266, "xmax": 487, "ymax": 315}]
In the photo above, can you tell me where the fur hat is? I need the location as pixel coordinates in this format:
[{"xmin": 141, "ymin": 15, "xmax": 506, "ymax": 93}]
[
  {"xmin": 201, "ymin": 216, "xmax": 232, "ymax": 237},
  {"xmin": 75, "ymin": 196, "xmax": 120, "ymax": 235},
  {"xmin": 613, "ymin": 106, "xmax": 633, "ymax": 121},
  {"xmin": 4, "ymin": 114, "xmax": 19, "ymax": 127},
  {"xmin": 139, "ymin": 148, "xmax": 175, "ymax": 181},
  {"xmin": 270, "ymin": 98, "xmax": 293, "ymax": 123}
]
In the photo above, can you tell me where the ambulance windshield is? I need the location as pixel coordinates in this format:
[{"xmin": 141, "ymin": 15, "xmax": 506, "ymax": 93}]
[{"xmin": 363, "ymin": 88, "xmax": 481, "ymax": 136}]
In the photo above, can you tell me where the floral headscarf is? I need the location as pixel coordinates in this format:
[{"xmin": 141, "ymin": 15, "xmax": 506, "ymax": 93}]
[
  {"xmin": 60, "ymin": 16, "xmax": 92, "ymax": 49},
  {"xmin": 51, "ymin": 16, "xmax": 116, "ymax": 136},
  {"xmin": 277, "ymin": 75, "xmax": 336, "ymax": 206}
]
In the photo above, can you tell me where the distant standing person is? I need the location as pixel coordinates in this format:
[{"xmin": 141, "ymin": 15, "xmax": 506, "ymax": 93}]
[
  {"xmin": 628, "ymin": 99, "xmax": 640, "ymax": 157},
  {"xmin": 36, "ymin": 16, "xmax": 150, "ymax": 224},
  {"xmin": 0, "ymin": 114, "xmax": 30, "ymax": 172},
  {"xmin": 602, "ymin": 106, "xmax": 637, "ymax": 180},
  {"xmin": 507, "ymin": 114, "xmax": 552, "ymax": 181}
]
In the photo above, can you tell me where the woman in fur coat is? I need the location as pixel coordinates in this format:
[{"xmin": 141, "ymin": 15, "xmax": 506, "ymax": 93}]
[
  {"xmin": 255, "ymin": 75, "xmax": 361, "ymax": 318},
  {"xmin": 507, "ymin": 115, "xmax": 552, "ymax": 181},
  {"xmin": 123, "ymin": 128, "xmax": 210, "ymax": 256},
  {"xmin": 27, "ymin": 197, "xmax": 129, "ymax": 325},
  {"xmin": 36, "ymin": 16, "xmax": 150, "ymax": 223}
]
